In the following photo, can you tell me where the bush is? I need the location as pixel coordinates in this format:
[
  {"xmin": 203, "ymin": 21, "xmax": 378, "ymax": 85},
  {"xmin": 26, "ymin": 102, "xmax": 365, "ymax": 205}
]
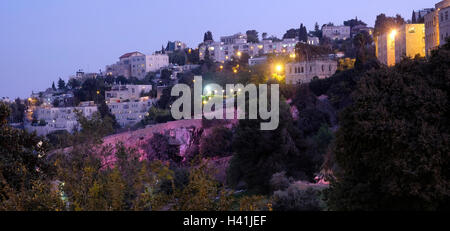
[
  {"xmin": 199, "ymin": 126, "xmax": 233, "ymax": 158},
  {"xmin": 273, "ymin": 183, "xmax": 324, "ymax": 211},
  {"xmin": 269, "ymin": 171, "xmax": 291, "ymax": 192}
]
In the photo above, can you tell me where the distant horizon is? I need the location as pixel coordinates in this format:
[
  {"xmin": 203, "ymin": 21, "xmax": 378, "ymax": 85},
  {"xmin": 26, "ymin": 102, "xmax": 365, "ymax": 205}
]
[{"xmin": 0, "ymin": 0, "xmax": 433, "ymax": 99}]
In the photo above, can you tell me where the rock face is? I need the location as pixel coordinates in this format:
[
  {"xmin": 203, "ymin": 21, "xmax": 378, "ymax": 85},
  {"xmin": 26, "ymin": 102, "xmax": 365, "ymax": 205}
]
[
  {"xmin": 102, "ymin": 119, "xmax": 204, "ymax": 161},
  {"xmin": 100, "ymin": 119, "xmax": 233, "ymax": 183}
]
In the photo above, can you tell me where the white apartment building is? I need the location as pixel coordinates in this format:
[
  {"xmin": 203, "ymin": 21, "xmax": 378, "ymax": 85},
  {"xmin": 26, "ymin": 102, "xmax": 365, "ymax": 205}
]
[
  {"xmin": 199, "ymin": 37, "xmax": 299, "ymax": 63},
  {"xmin": 285, "ymin": 59, "xmax": 338, "ymax": 84},
  {"xmin": 107, "ymin": 98, "xmax": 154, "ymax": 127},
  {"xmin": 106, "ymin": 52, "xmax": 169, "ymax": 79},
  {"xmin": 26, "ymin": 103, "xmax": 98, "ymax": 135},
  {"xmin": 220, "ymin": 33, "xmax": 247, "ymax": 44},
  {"xmin": 105, "ymin": 84, "xmax": 152, "ymax": 103},
  {"xmin": 105, "ymin": 84, "xmax": 155, "ymax": 127},
  {"xmin": 322, "ymin": 25, "xmax": 351, "ymax": 40}
]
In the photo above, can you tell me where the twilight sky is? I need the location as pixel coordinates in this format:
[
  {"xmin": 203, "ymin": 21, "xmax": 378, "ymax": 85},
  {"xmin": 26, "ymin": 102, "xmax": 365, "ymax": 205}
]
[{"xmin": 0, "ymin": 0, "xmax": 433, "ymax": 98}]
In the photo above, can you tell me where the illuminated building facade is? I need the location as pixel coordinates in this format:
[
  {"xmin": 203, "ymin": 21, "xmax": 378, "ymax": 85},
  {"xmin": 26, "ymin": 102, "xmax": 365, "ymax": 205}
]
[
  {"xmin": 425, "ymin": 10, "xmax": 440, "ymax": 56},
  {"xmin": 395, "ymin": 24, "xmax": 426, "ymax": 63},
  {"xmin": 424, "ymin": 0, "xmax": 450, "ymax": 56},
  {"xmin": 285, "ymin": 59, "xmax": 337, "ymax": 84},
  {"xmin": 439, "ymin": 6, "xmax": 450, "ymax": 46},
  {"xmin": 376, "ymin": 30, "xmax": 397, "ymax": 66},
  {"xmin": 105, "ymin": 52, "xmax": 169, "ymax": 79},
  {"xmin": 376, "ymin": 24, "xmax": 425, "ymax": 66}
]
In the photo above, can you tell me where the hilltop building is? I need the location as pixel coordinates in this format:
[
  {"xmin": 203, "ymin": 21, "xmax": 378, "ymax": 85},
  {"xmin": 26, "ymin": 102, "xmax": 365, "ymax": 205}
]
[
  {"xmin": 322, "ymin": 25, "xmax": 351, "ymax": 40},
  {"xmin": 165, "ymin": 41, "xmax": 187, "ymax": 53},
  {"xmin": 105, "ymin": 84, "xmax": 152, "ymax": 103},
  {"xmin": 199, "ymin": 34, "xmax": 299, "ymax": 63},
  {"xmin": 376, "ymin": 24, "xmax": 425, "ymax": 66},
  {"xmin": 424, "ymin": 0, "xmax": 450, "ymax": 55},
  {"xmin": 395, "ymin": 24, "xmax": 426, "ymax": 63},
  {"xmin": 285, "ymin": 58, "xmax": 337, "ymax": 84},
  {"xmin": 105, "ymin": 84, "xmax": 155, "ymax": 128},
  {"xmin": 105, "ymin": 52, "xmax": 169, "ymax": 79},
  {"xmin": 25, "ymin": 102, "xmax": 98, "ymax": 136}
]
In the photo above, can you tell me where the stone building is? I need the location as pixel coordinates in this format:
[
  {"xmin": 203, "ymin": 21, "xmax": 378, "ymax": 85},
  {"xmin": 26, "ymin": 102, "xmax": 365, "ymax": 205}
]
[
  {"xmin": 439, "ymin": 6, "xmax": 450, "ymax": 46},
  {"xmin": 395, "ymin": 24, "xmax": 426, "ymax": 63},
  {"xmin": 425, "ymin": 9, "xmax": 440, "ymax": 56},
  {"xmin": 322, "ymin": 25, "xmax": 351, "ymax": 40},
  {"xmin": 424, "ymin": 0, "xmax": 450, "ymax": 56},
  {"xmin": 376, "ymin": 24, "xmax": 425, "ymax": 66},
  {"xmin": 376, "ymin": 31, "xmax": 396, "ymax": 66},
  {"xmin": 285, "ymin": 58, "xmax": 337, "ymax": 84}
]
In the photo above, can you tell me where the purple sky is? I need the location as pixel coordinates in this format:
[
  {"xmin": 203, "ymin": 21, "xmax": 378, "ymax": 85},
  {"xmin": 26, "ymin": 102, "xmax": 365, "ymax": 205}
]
[{"xmin": 0, "ymin": 0, "xmax": 434, "ymax": 98}]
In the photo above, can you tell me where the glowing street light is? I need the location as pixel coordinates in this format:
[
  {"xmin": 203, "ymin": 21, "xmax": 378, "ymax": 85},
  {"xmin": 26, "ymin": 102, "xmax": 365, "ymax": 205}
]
[
  {"xmin": 389, "ymin": 29, "xmax": 397, "ymax": 40},
  {"xmin": 275, "ymin": 64, "xmax": 283, "ymax": 73},
  {"xmin": 236, "ymin": 51, "xmax": 242, "ymax": 57}
]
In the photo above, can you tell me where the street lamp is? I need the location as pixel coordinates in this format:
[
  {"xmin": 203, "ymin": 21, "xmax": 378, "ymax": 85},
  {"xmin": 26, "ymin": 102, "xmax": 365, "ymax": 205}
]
[
  {"xmin": 275, "ymin": 64, "xmax": 283, "ymax": 73},
  {"xmin": 389, "ymin": 29, "xmax": 397, "ymax": 40}
]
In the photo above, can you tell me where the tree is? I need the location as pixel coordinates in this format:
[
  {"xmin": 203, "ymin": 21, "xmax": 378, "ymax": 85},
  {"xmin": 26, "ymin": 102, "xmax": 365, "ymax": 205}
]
[
  {"xmin": 199, "ymin": 126, "xmax": 233, "ymax": 157},
  {"xmin": 262, "ymin": 32, "xmax": 268, "ymax": 40},
  {"xmin": 52, "ymin": 82, "xmax": 56, "ymax": 91},
  {"xmin": 246, "ymin": 30, "xmax": 259, "ymax": 43},
  {"xmin": 0, "ymin": 102, "xmax": 61, "ymax": 210},
  {"xmin": 344, "ymin": 17, "xmax": 367, "ymax": 28},
  {"xmin": 227, "ymin": 99, "xmax": 317, "ymax": 194},
  {"xmin": 353, "ymin": 31, "xmax": 376, "ymax": 70},
  {"xmin": 8, "ymin": 98, "xmax": 26, "ymax": 123},
  {"xmin": 412, "ymin": 11, "xmax": 417, "ymax": 23},
  {"xmin": 312, "ymin": 22, "xmax": 322, "ymax": 38},
  {"xmin": 142, "ymin": 133, "xmax": 181, "ymax": 163},
  {"xmin": 374, "ymin": 14, "xmax": 405, "ymax": 37},
  {"xmin": 283, "ymin": 29, "xmax": 298, "ymax": 39},
  {"xmin": 203, "ymin": 31, "xmax": 213, "ymax": 42},
  {"xmin": 299, "ymin": 24, "xmax": 308, "ymax": 43},
  {"xmin": 169, "ymin": 50, "xmax": 187, "ymax": 66},
  {"xmin": 58, "ymin": 78, "xmax": 66, "ymax": 90},
  {"xmin": 67, "ymin": 78, "xmax": 81, "ymax": 90},
  {"xmin": 273, "ymin": 183, "xmax": 325, "ymax": 211},
  {"xmin": 325, "ymin": 44, "xmax": 450, "ymax": 210},
  {"xmin": 174, "ymin": 162, "xmax": 235, "ymax": 211},
  {"xmin": 267, "ymin": 35, "xmax": 282, "ymax": 42},
  {"xmin": 97, "ymin": 101, "xmax": 119, "ymax": 129}
]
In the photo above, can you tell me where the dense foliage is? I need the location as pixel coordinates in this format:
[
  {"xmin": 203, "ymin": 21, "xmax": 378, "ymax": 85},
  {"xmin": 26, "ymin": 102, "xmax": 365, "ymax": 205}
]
[{"xmin": 325, "ymin": 43, "xmax": 450, "ymax": 210}]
